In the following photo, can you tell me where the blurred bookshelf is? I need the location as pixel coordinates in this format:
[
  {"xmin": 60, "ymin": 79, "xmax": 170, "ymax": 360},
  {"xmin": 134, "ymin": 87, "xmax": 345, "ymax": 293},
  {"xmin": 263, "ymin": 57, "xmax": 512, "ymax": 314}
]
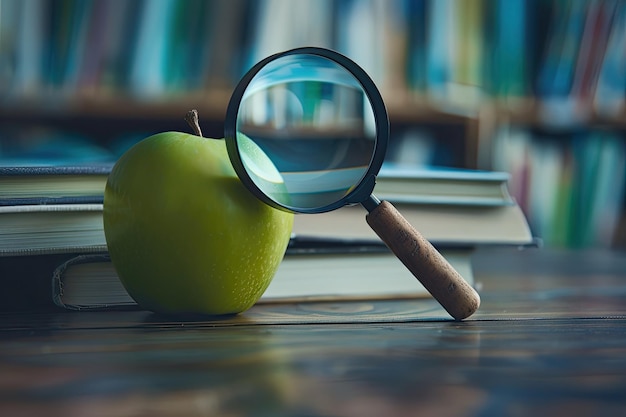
[{"xmin": 0, "ymin": 0, "xmax": 625, "ymax": 248}]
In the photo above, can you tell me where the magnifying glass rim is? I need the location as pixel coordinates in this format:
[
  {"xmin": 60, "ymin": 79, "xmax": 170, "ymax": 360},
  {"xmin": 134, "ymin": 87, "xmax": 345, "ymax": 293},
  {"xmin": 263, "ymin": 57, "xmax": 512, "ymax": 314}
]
[{"xmin": 224, "ymin": 47, "xmax": 389, "ymax": 214}]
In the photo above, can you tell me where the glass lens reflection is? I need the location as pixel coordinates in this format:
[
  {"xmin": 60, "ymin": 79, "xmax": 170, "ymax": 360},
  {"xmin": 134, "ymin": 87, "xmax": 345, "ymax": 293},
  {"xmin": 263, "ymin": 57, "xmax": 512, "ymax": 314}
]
[{"xmin": 235, "ymin": 54, "xmax": 377, "ymax": 210}]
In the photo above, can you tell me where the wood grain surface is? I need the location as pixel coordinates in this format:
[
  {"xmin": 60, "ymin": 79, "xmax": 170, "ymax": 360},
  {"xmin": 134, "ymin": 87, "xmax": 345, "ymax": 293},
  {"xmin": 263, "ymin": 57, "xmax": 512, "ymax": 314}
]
[{"xmin": 1, "ymin": 248, "xmax": 625, "ymax": 417}]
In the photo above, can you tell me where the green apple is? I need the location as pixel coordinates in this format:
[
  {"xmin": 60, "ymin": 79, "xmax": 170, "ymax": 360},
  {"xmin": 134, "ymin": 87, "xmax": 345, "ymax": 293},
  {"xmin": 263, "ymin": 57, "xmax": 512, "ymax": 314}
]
[{"xmin": 103, "ymin": 128, "xmax": 294, "ymax": 315}]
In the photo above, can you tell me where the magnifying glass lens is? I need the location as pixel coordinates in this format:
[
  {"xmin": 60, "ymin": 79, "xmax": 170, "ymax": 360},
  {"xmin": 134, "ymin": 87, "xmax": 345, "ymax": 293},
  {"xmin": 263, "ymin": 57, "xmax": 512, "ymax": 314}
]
[{"xmin": 233, "ymin": 53, "xmax": 377, "ymax": 211}]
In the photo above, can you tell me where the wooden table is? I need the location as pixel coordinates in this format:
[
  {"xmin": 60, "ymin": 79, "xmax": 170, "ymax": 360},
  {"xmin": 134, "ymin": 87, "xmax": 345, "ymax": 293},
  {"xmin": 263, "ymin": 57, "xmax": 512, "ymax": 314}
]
[{"xmin": 1, "ymin": 248, "xmax": 625, "ymax": 416}]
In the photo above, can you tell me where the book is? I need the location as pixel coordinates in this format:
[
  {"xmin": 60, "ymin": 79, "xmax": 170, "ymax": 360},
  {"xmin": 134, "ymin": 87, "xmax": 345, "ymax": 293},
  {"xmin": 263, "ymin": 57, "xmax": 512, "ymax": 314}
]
[
  {"xmin": 569, "ymin": 0, "xmax": 616, "ymax": 104},
  {"xmin": 536, "ymin": 1, "xmax": 587, "ymax": 99},
  {"xmin": 489, "ymin": 0, "xmax": 529, "ymax": 97},
  {"xmin": 0, "ymin": 204, "xmax": 106, "ymax": 256},
  {"xmin": 51, "ymin": 243, "xmax": 475, "ymax": 311},
  {"xmin": 293, "ymin": 203, "xmax": 533, "ymax": 246},
  {"xmin": 594, "ymin": 1, "xmax": 626, "ymax": 118},
  {"xmin": 0, "ymin": 165, "xmax": 111, "ymax": 205},
  {"xmin": 376, "ymin": 164, "xmax": 514, "ymax": 206}
]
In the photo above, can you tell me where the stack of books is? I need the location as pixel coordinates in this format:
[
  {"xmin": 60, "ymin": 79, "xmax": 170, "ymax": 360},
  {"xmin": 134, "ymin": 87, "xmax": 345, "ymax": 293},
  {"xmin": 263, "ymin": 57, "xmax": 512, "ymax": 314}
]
[{"xmin": 0, "ymin": 163, "xmax": 533, "ymax": 311}]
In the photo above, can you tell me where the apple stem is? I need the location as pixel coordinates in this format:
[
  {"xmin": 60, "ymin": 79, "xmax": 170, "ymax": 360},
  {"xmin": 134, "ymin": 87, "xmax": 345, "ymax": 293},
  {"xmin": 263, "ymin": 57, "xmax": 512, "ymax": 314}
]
[{"xmin": 185, "ymin": 109, "xmax": 203, "ymax": 137}]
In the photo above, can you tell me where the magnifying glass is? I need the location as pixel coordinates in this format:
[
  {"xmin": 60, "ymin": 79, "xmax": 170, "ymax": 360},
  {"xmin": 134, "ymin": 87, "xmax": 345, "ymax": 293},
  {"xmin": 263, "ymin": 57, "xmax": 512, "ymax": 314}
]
[{"xmin": 224, "ymin": 47, "xmax": 480, "ymax": 320}]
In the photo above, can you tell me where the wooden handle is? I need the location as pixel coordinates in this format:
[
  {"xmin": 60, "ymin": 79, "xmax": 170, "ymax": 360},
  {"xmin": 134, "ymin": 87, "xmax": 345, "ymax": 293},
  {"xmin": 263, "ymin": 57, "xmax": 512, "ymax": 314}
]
[{"xmin": 366, "ymin": 200, "xmax": 480, "ymax": 320}]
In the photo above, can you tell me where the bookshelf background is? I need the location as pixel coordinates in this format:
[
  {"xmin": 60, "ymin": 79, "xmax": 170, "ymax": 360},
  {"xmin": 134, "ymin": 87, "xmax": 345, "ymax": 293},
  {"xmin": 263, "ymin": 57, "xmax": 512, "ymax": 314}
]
[{"xmin": 0, "ymin": 0, "xmax": 625, "ymax": 248}]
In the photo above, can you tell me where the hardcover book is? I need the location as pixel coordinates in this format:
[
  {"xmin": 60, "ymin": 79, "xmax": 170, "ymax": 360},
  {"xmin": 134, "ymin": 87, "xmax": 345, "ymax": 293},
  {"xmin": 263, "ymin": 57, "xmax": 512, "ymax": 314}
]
[
  {"xmin": 0, "ymin": 204, "xmax": 106, "ymax": 256},
  {"xmin": 51, "ymin": 243, "xmax": 475, "ymax": 311},
  {"xmin": 0, "ymin": 165, "xmax": 111, "ymax": 205}
]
